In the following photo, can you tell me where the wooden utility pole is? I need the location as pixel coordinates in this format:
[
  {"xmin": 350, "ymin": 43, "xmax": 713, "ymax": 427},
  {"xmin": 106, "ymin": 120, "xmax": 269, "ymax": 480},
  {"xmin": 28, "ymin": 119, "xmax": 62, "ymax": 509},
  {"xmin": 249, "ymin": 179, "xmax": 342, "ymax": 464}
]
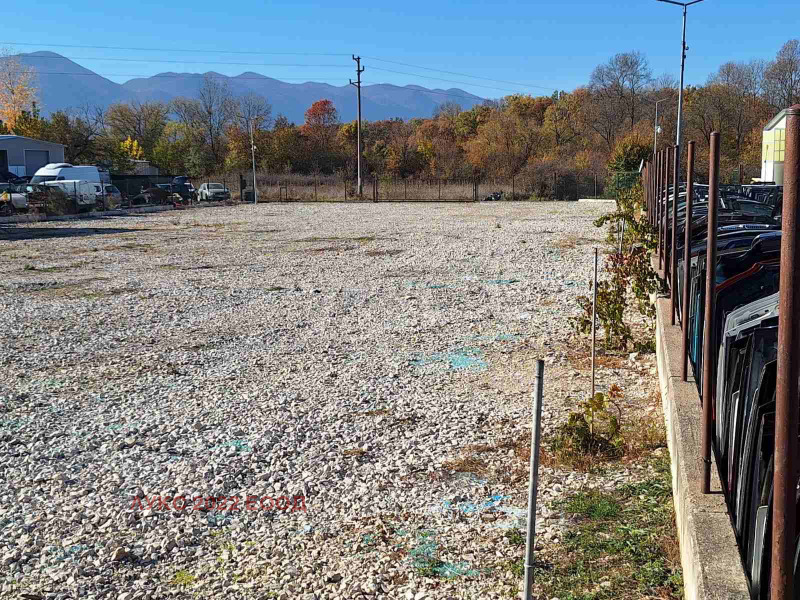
[{"xmin": 350, "ymin": 55, "xmax": 365, "ymax": 199}]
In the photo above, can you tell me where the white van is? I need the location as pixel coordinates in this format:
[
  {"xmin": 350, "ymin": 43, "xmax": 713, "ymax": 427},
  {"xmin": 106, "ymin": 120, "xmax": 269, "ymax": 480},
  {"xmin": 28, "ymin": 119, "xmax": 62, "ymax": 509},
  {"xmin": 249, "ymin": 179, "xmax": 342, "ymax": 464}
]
[
  {"xmin": 44, "ymin": 180, "xmax": 102, "ymax": 211},
  {"xmin": 31, "ymin": 163, "xmax": 111, "ymax": 186}
]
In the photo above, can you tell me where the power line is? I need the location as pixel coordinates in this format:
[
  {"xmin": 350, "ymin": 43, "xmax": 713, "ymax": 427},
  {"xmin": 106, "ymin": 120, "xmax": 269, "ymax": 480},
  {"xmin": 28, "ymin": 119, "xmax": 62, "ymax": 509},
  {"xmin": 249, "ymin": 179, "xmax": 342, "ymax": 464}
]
[
  {"xmin": 2, "ymin": 41, "xmax": 350, "ymax": 57},
  {"xmin": 363, "ymin": 55, "xmax": 555, "ymax": 91}
]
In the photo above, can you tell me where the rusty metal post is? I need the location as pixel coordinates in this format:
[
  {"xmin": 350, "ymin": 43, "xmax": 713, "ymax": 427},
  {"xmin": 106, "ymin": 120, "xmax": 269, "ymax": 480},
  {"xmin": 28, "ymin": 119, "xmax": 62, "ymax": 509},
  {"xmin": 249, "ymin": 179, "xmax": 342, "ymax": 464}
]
[
  {"xmin": 658, "ymin": 151, "xmax": 663, "ymax": 264},
  {"xmin": 671, "ymin": 145, "xmax": 680, "ymax": 325},
  {"xmin": 666, "ymin": 147, "xmax": 674, "ymax": 283},
  {"xmin": 700, "ymin": 131, "xmax": 720, "ymax": 495},
  {"xmin": 771, "ymin": 104, "xmax": 800, "ymax": 600},
  {"xmin": 664, "ymin": 149, "xmax": 669, "ymax": 275},
  {"xmin": 681, "ymin": 141, "xmax": 695, "ymax": 381}
]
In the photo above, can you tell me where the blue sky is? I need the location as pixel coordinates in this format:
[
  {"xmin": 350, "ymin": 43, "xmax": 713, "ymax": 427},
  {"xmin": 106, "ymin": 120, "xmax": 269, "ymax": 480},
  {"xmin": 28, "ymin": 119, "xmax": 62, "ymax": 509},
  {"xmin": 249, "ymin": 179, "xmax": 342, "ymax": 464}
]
[{"xmin": 6, "ymin": 0, "xmax": 800, "ymax": 99}]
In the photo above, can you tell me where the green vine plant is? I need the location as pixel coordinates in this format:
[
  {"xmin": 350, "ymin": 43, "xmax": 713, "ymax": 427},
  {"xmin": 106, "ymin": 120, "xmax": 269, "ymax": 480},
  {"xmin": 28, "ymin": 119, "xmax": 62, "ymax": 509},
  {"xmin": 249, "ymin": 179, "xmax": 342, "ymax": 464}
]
[
  {"xmin": 551, "ymin": 384, "xmax": 625, "ymax": 461},
  {"xmin": 572, "ymin": 182, "xmax": 662, "ymax": 352}
]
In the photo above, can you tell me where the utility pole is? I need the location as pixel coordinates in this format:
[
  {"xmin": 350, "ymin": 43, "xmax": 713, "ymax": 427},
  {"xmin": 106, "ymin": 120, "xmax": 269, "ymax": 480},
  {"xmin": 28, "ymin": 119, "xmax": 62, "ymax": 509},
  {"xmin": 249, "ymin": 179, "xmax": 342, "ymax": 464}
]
[
  {"xmin": 350, "ymin": 55, "xmax": 365, "ymax": 198},
  {"xmin": 250, "ymin": 120, "xmax": 258, "ymax": 204}
]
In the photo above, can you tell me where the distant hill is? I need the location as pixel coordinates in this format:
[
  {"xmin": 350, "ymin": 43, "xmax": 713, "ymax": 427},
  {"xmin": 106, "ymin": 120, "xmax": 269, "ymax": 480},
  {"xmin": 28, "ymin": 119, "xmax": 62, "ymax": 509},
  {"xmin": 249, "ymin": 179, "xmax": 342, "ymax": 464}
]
[{"xmin": 10, "ymin": 51, "xmax": 487, "ymax": 123}]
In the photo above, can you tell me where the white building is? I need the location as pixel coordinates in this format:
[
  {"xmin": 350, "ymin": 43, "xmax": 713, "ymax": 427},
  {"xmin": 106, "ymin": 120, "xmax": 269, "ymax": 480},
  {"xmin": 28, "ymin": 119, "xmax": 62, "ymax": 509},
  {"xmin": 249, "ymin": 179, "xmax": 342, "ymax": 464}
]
[{"xmin": 761, "ymin": 109, "xmax": 787, "ymax": 184}]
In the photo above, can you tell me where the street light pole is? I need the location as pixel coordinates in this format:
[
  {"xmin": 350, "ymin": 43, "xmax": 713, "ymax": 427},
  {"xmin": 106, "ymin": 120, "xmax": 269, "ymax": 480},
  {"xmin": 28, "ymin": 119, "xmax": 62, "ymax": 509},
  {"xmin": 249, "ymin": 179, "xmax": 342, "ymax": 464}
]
[{"xmin": 656, "ymin": 0, "xmax": 705, "ymax": 155}]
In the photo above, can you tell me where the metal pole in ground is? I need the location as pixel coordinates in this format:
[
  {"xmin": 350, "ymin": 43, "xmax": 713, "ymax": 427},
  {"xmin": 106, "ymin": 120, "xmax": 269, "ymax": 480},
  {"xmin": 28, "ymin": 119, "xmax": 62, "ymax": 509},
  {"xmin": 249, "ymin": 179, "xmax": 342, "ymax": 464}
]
[
  {"xmin": 523, "ymin": 359, "xmax": 544, "ymax": 600},
  {"xmin": 591, "ymin": 247, "xmax": 599, "ymax": 435},
  {"xmin": 771, "ymin": 104, "xmax": 800, "ymax": 600},
  {"xmin": 671, "ymin": 144, "xmax": 680, "ymax": 325},
  {"xmin": 664, "ymin": 147, "xmax": 674, "ymax": 282},
  {"xmin": 700, "ymin": 131, "xmax": 720, "ymax": 495},
  {"xmin": 657, "ymin": 150, "xmax": 663, "ymax": 266},
  {"xmin": 681, "ymin": 141, "xmax": 695, "ymax": 381}
]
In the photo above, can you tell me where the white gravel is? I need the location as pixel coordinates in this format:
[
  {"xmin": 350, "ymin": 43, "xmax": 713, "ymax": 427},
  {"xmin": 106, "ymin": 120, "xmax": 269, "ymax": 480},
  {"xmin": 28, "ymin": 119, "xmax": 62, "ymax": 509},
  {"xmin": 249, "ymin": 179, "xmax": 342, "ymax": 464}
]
[{"xmin": 0, "ymin": 201, "xmax": 657, "ymax": 600}]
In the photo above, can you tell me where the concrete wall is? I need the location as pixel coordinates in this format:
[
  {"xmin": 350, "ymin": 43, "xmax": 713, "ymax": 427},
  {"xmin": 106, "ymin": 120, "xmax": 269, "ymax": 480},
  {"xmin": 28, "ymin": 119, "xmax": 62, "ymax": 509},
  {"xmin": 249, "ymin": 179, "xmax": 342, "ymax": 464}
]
[{"xmin": 655, "ymin": 295, "xmax": 750, "ymax": 600}]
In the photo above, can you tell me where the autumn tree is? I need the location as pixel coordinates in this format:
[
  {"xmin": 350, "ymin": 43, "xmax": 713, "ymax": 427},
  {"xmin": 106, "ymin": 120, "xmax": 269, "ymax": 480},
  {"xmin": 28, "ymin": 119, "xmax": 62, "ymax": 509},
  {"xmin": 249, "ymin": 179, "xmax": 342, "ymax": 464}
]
[
  {"xmin": 588, "ymin": 51, "xmax": 652, "ymax": 148},
  {"xmin": 763, "ymin": 39, "xmax": 800, "ymax": 110},
  {"xmin": 105, "ymin": 101, "xmax": 168, "ymax": 159},
  {"xmin": 0, "ymin": 49, "xmax": 37, "ymax": 129},
  {"xmin": 301, "ymin": 100, "xmax": 341, "ymax": 173}
]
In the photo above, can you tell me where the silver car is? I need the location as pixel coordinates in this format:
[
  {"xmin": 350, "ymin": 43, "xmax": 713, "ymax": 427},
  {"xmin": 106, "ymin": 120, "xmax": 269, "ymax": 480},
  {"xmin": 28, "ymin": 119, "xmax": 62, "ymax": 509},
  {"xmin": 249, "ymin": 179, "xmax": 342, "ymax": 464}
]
[
  {"xmin": 197, "ymin": 183, "xmax": 231, "ymax": 201},
  {"xmin": 0, "ymin": 183, "xmax": 28, "ymax": 215}
]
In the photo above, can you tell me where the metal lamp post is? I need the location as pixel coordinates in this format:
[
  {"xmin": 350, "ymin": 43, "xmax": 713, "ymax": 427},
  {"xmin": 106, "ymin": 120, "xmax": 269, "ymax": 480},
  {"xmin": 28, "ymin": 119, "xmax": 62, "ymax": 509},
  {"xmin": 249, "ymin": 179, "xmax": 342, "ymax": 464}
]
[{"xmin": 656, "ymin": 0, "xmax": 706, "ymax": 155}]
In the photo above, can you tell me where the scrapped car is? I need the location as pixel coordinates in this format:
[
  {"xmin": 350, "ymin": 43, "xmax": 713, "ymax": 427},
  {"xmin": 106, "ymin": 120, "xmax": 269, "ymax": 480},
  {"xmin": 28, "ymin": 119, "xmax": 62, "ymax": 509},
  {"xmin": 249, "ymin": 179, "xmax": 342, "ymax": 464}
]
[
  {"xmin": 197, "ymin": 183, "xmax": 231, "ymax": 201},
  {"xmin": 0, "ymin": 183, "xmax": 28, "ymax": 215}
]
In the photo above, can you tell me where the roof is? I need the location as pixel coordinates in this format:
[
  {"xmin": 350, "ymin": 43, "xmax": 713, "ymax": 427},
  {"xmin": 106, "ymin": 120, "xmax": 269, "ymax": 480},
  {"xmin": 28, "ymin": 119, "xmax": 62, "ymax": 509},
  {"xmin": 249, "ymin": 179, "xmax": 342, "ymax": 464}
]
[
  {"xmin": 0, "ymin": 135, "xmax": 65, "ymax": 148},
  {"xmin": 764, "ymin": 109, "xmax": 787, "ymax": 132}
]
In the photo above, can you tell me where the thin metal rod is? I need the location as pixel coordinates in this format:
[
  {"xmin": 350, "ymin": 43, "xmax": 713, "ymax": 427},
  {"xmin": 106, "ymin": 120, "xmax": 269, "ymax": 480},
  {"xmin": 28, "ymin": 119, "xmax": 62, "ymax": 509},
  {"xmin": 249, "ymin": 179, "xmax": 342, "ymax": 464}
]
[
  {"xmin": 681, "ymin": 141, "xmax": 695, "ymax": 381},
  {"xmin": 700, "ymin": 131, "xmax": 720, "ymax": 495},
  {"xmin": 665, "ymin": 146, "xmax": 674, "ymax": 284},
  {"xmin": 523, "ymin": 359, "xmax": 545, "ymax": 600},
  {"xmin": 591, "ymin": 247, "xmax": 598, "ymax": 403},
  {"xmin": 771, "ymin": 104, "xmax": 800, "ymax": 600},
  {"xmin": 671, "ymin": 144, "xmax": 679, "ymax": 325}
]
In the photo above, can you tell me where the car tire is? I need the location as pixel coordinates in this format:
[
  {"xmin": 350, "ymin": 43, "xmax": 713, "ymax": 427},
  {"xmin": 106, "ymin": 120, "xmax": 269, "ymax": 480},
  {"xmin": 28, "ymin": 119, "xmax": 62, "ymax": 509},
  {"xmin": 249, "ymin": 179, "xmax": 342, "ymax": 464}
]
[{"xmin": 0, "ymin": 203, "xmax": 14, "ymax": 217}]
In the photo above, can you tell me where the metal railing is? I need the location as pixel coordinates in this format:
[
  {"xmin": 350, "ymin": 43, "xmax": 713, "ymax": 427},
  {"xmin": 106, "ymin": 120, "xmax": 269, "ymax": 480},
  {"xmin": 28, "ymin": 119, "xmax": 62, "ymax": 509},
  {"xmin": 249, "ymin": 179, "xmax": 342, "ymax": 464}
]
[{"xmin": 643, "ymin": 104, "xmax": 800, "ymax": 600}]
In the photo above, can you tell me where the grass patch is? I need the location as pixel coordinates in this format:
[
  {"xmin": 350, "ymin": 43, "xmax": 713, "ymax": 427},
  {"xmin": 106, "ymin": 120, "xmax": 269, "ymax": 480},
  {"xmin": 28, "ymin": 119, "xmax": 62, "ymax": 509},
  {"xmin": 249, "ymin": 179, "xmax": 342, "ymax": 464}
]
[
  {"xmin": 562, "ymin": 490, "xmax": 621, "ymax": 519},
  {"xmin": 170, "ymin": 570, "xmax": 195, "ymax": 586},
  {"xmin": 504, "ymin": 529, "xmax": 526, "ymax": 547},
  {"xmin": 533, "ymin": 455, "xmax": 682, "ymax": 600}
]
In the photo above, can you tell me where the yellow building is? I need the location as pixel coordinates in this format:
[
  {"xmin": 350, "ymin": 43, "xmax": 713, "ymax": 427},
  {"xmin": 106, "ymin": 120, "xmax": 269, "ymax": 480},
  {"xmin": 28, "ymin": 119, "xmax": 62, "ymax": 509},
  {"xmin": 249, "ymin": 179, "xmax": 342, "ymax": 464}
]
[{"xmin": 761, "ymin": 109, "xmax": 787, "ymax": 184}]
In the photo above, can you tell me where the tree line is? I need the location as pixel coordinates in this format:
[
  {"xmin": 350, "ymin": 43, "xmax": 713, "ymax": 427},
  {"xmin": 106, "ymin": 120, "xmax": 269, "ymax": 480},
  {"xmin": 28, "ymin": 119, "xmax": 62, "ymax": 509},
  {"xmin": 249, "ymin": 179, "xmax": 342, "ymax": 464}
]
[{"xmin": 1, "ymin": 40, "xmax": 799, "ymax": 180}]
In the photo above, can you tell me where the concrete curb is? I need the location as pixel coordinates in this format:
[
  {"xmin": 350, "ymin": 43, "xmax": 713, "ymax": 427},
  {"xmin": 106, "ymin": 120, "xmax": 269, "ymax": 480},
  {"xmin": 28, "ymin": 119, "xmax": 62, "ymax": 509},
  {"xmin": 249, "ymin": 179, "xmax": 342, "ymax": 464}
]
[
  {"xmin": 577, "ymin": 198, "xmax": 616, "ymax": 203},
  {"xmin": 655, "ymin": 297, "xmax": 749, "ymax": 600},
  {"xmin": 0, "ymin": 202, "xmax": 228, "ymax": 225}
]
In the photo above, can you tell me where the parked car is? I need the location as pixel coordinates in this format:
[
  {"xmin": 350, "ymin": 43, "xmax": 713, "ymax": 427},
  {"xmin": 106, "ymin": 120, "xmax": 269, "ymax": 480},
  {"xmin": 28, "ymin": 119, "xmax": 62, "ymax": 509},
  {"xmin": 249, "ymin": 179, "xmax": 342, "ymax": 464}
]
[
  {"xmin": 0, "ymin": 183, "xmax": 28, "ymax": 215},
  {"xmin": 43, "ymin": 180, "xmax": 102, "ymax": 212},
  {"xmin": 171, "ymin": 176, "xmax": 196, "ymax": 202},
  {"xmin": 197, "ymin": 183, "xmax": 231, "ymax": 201},
  {"xmin": 98, "ymin": 185, "xmax": 123, "ymax": 210}
]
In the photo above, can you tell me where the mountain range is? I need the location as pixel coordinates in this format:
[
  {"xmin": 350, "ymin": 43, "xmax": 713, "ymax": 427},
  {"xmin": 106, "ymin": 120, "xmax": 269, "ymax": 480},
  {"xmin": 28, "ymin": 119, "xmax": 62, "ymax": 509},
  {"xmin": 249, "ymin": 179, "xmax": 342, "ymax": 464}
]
[{"xmin": 12, "ymin": 51, "xmax": 487, "ymax": 123}]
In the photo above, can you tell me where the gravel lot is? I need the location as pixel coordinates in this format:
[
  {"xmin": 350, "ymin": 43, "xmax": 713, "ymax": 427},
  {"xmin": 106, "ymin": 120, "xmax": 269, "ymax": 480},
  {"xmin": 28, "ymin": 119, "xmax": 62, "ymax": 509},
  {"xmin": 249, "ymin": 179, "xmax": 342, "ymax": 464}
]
[{"xmin": 0, "ymin": 201, "xmax": 660, "ymax": 600}]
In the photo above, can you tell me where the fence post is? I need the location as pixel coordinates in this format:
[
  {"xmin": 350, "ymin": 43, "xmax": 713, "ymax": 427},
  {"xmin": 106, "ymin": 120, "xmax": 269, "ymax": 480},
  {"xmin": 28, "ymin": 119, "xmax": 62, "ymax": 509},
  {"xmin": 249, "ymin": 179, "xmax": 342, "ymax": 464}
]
[
  {"xmin": 315, "ymin": 176, "xmax": 317, "ymax": 201},
  {"xmin": 404, "ymin": 179, "xmax": 407, "ymax": 200},
  {"xmin": 438, "ymin": 178, "xmax": 441, "ymax": 200},
  {"xmin": 671, "ymin": 145, "xmax": 679, "ymax": 325},
  {"xmin": 512, "ymin": 175, "xmax": 515, "ymax": 201},
  {"xmin": 664, "ymin": 147, "xmax": 673, "ymax": 282},
  {"xmin": 700, "ymin": 131, "xmax": 720, "ymax": 495},
  {"xmin": 771, "ymin": 104, "xmax": 800, "ymax": 600},
  {"xmin": 657, "ymin": 150, "xmax": 663, "ymax": 269},
  {"xmin": 681, "ymin": 142, "xmax": 695, "ymax": 381},
  {"xmin": 522, "ymin": 359, "xmax": 544, "ymax": 600}
]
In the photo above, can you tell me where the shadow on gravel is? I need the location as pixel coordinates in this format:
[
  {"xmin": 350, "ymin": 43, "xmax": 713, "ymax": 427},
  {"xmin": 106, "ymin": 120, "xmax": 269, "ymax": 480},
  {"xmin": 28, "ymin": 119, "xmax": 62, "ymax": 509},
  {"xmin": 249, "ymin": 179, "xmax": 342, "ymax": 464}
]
[{"xmin": 0, "ymin": 226, "xmax": 144, "ymax": 242}]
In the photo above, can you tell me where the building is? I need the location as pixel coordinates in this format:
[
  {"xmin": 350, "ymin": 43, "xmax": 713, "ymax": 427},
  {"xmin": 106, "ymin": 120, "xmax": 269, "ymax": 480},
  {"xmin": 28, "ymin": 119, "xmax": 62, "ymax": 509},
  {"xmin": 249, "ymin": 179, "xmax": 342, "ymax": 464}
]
[
  {"xmin": 761, "ymin": 110, "xmax": 787, "ymax": 184},
  {"xmin": 0, "ymin": 135, "xmax": 66, "ymax": 177}
]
